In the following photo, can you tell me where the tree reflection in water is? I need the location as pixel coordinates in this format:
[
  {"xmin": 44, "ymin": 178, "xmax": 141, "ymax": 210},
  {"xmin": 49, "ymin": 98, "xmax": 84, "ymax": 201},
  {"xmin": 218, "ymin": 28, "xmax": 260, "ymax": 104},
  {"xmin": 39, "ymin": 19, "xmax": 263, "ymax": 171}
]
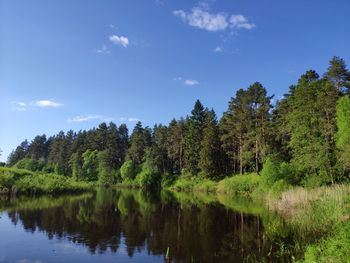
[{"xmin": 0, "ymin": 189, "xmax": 304, "ymax": 262}]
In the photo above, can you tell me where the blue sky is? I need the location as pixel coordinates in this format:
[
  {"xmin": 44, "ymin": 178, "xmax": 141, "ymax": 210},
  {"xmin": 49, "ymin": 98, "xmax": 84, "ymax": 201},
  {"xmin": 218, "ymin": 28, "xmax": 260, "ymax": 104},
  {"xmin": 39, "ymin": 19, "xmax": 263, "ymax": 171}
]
[{"xmin": 1, "ymin": 0, "xmax": 350, "ymax": 162}]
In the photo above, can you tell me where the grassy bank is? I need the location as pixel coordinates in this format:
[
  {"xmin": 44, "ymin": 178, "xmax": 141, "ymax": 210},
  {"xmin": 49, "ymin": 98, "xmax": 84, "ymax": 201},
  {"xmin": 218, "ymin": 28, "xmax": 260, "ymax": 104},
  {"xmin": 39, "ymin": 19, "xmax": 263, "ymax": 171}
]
[
  {"xmin": 0, "ymin": 167, "xmax": 93, "ymax": 195},
  {"xmin": 266, "ymin": 185, "xmax": 350, "ymax": 262}
]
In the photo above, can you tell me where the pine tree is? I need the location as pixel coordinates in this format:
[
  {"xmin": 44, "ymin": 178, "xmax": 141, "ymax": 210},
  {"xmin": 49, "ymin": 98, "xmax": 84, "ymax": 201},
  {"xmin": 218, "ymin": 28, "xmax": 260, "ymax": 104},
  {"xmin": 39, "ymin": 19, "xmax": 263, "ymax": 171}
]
[
  {"xmin": 127, "ymin": 122, "xmax": 148, "ymax": 164},
  {"xmin": 184, "ymin": 100, "xmax": 208, "ymax": 176},
  {"xmin": 325, "ymin": 56, "xmax": 350, "ymax": 93},
  {"xmin": 199, "ymin": 109, "xmax": 222, "ymax": 178}
]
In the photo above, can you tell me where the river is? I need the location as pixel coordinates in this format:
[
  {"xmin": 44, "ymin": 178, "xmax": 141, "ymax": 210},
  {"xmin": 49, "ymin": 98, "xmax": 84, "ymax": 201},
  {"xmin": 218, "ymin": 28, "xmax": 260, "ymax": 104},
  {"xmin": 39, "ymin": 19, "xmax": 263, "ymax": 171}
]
[{"xmin": 0, "ymin": 189, "xmax": 306, "ymax": 262}]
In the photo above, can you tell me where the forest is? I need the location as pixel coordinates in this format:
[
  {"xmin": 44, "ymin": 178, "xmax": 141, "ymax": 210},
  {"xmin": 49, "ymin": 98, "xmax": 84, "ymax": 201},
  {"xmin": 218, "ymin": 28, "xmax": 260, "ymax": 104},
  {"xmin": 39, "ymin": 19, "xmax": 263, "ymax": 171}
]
[
  {"xmin": 4, "ymin": 56, "xmax": 350, "ymax": 190},
  {"xmin": 1, "ymin": 56, "xmax": 350, "ymax": 261}
]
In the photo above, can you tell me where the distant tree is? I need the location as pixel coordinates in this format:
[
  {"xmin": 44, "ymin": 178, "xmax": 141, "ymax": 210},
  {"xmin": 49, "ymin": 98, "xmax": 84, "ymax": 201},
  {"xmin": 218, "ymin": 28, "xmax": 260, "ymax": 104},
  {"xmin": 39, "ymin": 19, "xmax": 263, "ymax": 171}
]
[
  {"xmin": 184, "ymin": 100, "xmax": 208, "ymax": 175},
  {"xmin": 98, "ymin": 150, "xmax": 114, "ymax": 185},
  {"xmin": 70, "ymin": 152, "xmax": 83, "ymax": 180},
  {"xmin": 324, "ymin": 56, "xmax": 350, "ymax": 93},
  {"xmin": 82, "ymin": 149, "xmax": 99, "ymax": 181},
  {"xmin": 28, "ymin": 134, "xmax": 48, "ymax": 161},
  {"xmin": 7, "ymin": 139, "xmax": 29, "ymax": 166},
  {"xmin": 127, "ymin": 122, "xmax": 148, "ymax": 164},
  {"xmin": 166, "ymin": 118, "xmax": 185, "ymax": 173},
  {"xmin": 199, "ymin": 109, "xmax": 223, "ymax": 178},
  {"xmin": 118, "ymin": 124, "xmax": 129, "ymax": 164}
]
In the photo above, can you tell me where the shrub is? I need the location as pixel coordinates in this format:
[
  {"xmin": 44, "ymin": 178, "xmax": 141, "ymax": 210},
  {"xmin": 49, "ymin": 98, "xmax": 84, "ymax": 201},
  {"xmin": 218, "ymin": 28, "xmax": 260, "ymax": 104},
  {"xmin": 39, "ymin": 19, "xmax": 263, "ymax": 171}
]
[
  {"xmin": 217, "ymin": 174, "xmax": 261, "ymax": 196},
  {"xmin": 269, "ymin": 179, "xmax": 291, "ymax": 198}
]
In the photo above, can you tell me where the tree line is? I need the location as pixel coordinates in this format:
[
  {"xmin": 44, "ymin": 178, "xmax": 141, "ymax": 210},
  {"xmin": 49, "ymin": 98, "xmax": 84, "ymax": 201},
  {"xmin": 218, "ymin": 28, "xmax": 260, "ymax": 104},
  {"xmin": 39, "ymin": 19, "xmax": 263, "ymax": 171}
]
[{"xmin": 7, "ymin": 56, "xmax": 350, "ymax": 186}]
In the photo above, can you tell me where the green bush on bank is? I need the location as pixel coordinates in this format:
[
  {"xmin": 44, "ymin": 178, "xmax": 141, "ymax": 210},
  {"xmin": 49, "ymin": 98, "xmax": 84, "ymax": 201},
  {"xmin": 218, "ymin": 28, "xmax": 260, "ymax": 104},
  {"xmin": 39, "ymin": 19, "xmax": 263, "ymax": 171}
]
[
  {"xmin": 169, "ymin": 177, "xmax": 217, "ymax": 193},
  {"xmin": 0, "ymin": 167, "xmax": 92, "ymax": 195},
  {"xmin": 217, "ymin": 173, "xmax": 261, "ymax": 196}
]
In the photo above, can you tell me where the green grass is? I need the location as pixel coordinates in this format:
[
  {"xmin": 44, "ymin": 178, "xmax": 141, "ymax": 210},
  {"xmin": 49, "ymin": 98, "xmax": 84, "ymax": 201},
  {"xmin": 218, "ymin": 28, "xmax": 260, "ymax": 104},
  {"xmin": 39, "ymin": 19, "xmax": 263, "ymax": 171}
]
[
  {"xmin": 0, "ymin": 167, "xmax": 93, "ymax": 195},
  {"xmin": 267, "ymin": 185, "xmax": 350, "ymax": 262},
  {"xmin": 303, "ymin": 221, "xmax": 350, "ymax": 262}
]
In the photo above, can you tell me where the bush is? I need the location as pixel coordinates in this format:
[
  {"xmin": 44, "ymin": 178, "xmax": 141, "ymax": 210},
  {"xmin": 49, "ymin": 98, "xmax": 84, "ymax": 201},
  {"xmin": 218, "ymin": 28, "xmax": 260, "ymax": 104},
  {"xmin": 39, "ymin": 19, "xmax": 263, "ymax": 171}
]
[
  {"xmin": 217, "ymin": 174, "xmax": 261, "ymax": 196},
  {"xmin": 301, "ymin": 171, "xmax": 332, "ymax": 189},
  {"xmin": 14, "ymin": 173, "xmax": 92, "ymax": 194},
  {"xmin": 193, "ymin": 179, "xmax": 217, "ymax": 193},
  {"xmin": 0, "ymin": 167, "xmax": 91, "ymax": 195},
  {"xmin": 15, "ymin": 158, "xmax": 45, "ymax": 172},
  {"xmin": 269, "ymin": 179, "xmax": 290, "ymax": 198},
  {"xmin": 120, "ymin": 160, "xmax": 138, "ymax": 181},
  {"xmin": 260, "ymin": 158, "xmax": 296, "ymax": 193},
  {"xmin": 170, "ymin": 177, "xmax": 198, "ymax": 192}
]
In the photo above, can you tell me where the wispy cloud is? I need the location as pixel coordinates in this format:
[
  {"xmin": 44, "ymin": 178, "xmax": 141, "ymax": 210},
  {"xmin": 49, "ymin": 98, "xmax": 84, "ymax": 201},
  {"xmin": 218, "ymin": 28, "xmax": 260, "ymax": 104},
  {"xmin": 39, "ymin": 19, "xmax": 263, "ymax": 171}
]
[
  {"xmin": 68, "ymin": 115, "xmax": 114, "ymax": 123},
  {"xmin": 11, "ymin": 99, "xmax": 62, "ymax": 111},
  {"xmin": 173, "ymin": 5, "xmax": 255, "ymax": 32},
  {"xmin": 95, "ymin": 44, "xmax": 111, "ymax": 54},
  {"xmin": 35, "ymin": 100, "xmax": 62, "ymax": 108},
  {"xmin": 11, "ymin": 101, "xmax": 27, "ymax": 111},
  {"xmin": 173, "ymin": 77, "xmax": 199, "ymax": 86},
  {"xmin": 213, "ymin": 46, "xmax": 223, "ymax": 52},
  {"xmin": 109, "ymin": 35, "xmax": 129, "ymax": 47},
  {"xmin": 230, "ymin": 15, "xmax": 255, "ymax": 30},
  {"xmin": 184, "ymin": 79, "xmax": 199, "ymax": 86}
]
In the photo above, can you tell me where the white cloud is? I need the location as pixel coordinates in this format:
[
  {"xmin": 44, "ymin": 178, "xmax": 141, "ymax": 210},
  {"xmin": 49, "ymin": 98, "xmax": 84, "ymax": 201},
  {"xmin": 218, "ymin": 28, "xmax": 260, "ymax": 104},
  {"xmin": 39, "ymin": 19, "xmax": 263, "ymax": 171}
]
[
  {"xmin": 35, "ymin": 100, "xmax": 62, "ymax": 108},
  {"xmin": 68, "ymin": 115, "xmax": 114, "ymax": 123},
  {"xmin": 109, "ymin": 35, "xmax": 129, "ymax": 47},
  {"xmin": 184, "ymin": 79, "xmax": 199, "ymax": 86},
  {"xmin": 11, "ymin": 101, "xmax": 27, "ymax": 111},
  {"xmin": 213, "ymin": 46, "xmax": 223, "ymax": 52},
  {"xmin": 173, "ymin": 6, "xmax": 255, "ymax": 32},
  {"xmin": 95, "ymin": 44, "xmax": 111, "ymax": 54},
  {"xmin": 174, "ymin": 77, "xmax": 199, "ymax": 86},
  {"xmin": 173, "ymin": 8, "xmax": 228, "ymax": 32},
  {"xmin": 230, "ymin": 14, "xmax": 255, "ymax": 30}
]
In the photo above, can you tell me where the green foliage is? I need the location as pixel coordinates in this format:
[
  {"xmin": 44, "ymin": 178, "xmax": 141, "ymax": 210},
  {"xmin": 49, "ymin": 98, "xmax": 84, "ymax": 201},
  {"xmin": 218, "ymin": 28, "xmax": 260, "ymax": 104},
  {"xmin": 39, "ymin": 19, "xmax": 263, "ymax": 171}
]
[
  {"xmin": 199, "ymin": 109, "xmax": 223, "ymax": 179},
  {"xmin": 0, "ymin": 167, "xmax": 91, "ymax": 194},
  {"xmin": 260, "ymin": 158, "xmax": 295, "ymax": 191},
  {"xmin": 217, "ymin": 174, "xmax": 261, "ymax": 196},
  {"xmin": 120, "ymin": 160, "xmax": 138, "ymax": 181},
  {"xmin": 15, "ymin": 158, "xmax": 46, "ymax": 172},
  {"xmin": 14, "ymin": 173, "xmax": 92, "ymax": 194},
  {"xmin": 269, "ymin": 180, "xmax": 290, "ymax": 198},
  {"xmin": 70, "ymin": 152, "xmax": 83, "ymax": 180},
  {"xmin": 303, "ymin": 222, "xmax": 350, "ymax": 262},
  {"xmin": 82, "ymin": 149, "xmax": 99, "ymax": 181},
  {"xmin": 97, "ymin": 150, "xmax": 115, "ymax": 186},
  {"xmin": 184, "ymin": 100, "xmax": 208, "ymax": 176},
  {"xmin": 336, "ymin": 96, "xmax": 350, "ymax": 175}
]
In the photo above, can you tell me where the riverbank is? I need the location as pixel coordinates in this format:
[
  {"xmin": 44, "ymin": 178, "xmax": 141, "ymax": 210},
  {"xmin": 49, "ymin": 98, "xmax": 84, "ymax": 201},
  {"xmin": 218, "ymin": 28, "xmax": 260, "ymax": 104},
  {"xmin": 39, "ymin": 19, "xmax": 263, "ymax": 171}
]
[{"xmin": 0, "ymin": 167, "xmax": 93, "ymax": 195}]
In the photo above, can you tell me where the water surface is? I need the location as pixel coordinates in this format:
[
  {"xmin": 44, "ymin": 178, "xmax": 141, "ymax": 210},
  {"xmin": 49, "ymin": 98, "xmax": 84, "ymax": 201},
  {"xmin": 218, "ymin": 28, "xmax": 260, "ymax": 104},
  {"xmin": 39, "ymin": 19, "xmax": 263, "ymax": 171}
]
[{"xmin": 0, "ymin": 189, "xmax": 304, "ymax": 262}]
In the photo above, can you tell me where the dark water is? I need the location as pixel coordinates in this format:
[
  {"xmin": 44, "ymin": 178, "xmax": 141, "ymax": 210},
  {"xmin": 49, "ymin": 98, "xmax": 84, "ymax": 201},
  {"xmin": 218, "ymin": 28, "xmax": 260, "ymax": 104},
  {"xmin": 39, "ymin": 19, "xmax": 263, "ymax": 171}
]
[{"xmin": 0, "ymin": 189, "xmax": 304, "ymax": 263}]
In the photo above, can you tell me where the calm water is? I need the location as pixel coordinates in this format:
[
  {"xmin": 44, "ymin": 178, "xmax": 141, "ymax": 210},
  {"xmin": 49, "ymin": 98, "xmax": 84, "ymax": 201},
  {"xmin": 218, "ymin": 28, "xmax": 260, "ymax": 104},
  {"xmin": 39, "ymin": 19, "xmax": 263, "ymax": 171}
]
[{"xmin": 0, "ymin": 189, "xmax": 305, "ymax": 263}]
